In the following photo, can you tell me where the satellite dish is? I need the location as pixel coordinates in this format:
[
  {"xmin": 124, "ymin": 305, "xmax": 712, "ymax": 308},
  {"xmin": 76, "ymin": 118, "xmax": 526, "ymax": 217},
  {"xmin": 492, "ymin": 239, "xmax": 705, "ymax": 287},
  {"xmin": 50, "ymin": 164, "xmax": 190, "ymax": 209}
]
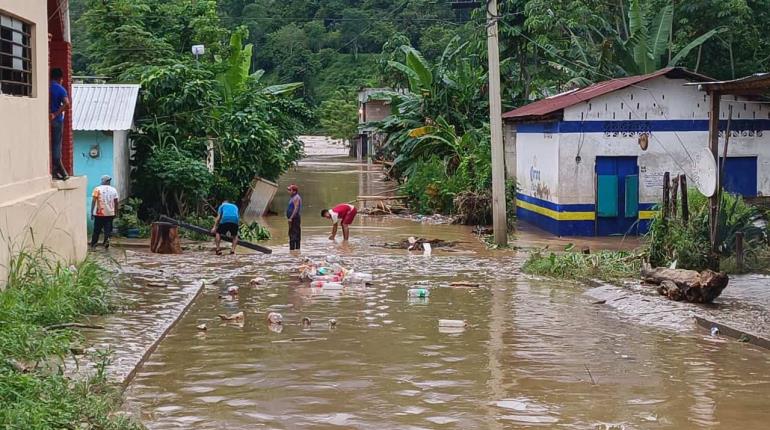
[{"xmin": 692, "ymin": 147, "xmax": 717, "ymax": 197}]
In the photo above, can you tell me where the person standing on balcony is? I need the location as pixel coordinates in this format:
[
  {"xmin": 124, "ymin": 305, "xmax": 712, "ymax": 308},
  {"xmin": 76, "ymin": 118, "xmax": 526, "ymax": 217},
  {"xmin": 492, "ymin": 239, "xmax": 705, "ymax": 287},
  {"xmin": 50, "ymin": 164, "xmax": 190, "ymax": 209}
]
[
  {"xmin": 286, "ymin": 184, "xmax": 302, "ymax": 251},
  {"xmin": 49, "ymin": 68, "xmax": 70, "ymax": 180},
  {"xmin": 90, "ymin": 175, "xmax": 119, "ymax": 250}
]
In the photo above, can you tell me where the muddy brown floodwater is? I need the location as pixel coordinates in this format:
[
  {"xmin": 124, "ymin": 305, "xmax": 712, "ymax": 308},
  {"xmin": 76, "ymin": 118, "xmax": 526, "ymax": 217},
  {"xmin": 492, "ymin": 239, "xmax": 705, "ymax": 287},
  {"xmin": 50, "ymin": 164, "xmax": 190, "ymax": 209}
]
[{"xmin": 125, "ymin": 156, "xmax": 770, "ymax": 429}]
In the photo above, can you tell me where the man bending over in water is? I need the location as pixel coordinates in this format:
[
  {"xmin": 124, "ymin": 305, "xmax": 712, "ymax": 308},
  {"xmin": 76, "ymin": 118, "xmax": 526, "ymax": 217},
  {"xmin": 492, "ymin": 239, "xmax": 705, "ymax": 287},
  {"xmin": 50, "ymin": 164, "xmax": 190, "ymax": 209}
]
[{"xmin": 321, "ymin": 203, "xmax": 358, "ymax": 241}]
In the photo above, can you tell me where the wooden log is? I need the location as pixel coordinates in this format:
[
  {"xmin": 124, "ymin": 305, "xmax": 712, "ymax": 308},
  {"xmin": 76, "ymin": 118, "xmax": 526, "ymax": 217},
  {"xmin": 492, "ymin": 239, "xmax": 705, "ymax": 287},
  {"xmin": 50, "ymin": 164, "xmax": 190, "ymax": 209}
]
[
  {"xmin": 150, "ymin": 222, "xmax": 182, "ymax": 254},
  {"xmin": 159, "ymin": 215, "xmax": 272, "ymax": 254},
  {"xmin": 680, "ymin": 176, "xmax": 689, "ymax": 225},
  {"xmin": 641, "ymin": 265, "xmax": 728, "ymax": 303}
]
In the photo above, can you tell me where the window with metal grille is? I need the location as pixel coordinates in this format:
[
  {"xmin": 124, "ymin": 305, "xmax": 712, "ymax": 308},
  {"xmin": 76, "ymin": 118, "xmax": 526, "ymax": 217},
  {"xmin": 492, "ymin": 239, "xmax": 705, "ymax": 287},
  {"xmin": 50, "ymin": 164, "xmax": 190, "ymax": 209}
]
[{"xmin": 0, "ymin": 13, "xmax": 32, "ymax": 97}]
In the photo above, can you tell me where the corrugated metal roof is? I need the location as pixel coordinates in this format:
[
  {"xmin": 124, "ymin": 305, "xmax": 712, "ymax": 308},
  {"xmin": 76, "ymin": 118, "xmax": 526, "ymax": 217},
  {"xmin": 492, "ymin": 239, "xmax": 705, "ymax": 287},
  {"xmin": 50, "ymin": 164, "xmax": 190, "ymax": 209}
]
[
  {"xmin": 502, "ymin": 68, "xmax": 711, "ymax": 121},
  {"xmin": 72, "ymin": 84, "xmax": 140, "ymax": 131},
  {"xmin": 688, "ymin": 73, "xmax": 770, "ymax": 93}
]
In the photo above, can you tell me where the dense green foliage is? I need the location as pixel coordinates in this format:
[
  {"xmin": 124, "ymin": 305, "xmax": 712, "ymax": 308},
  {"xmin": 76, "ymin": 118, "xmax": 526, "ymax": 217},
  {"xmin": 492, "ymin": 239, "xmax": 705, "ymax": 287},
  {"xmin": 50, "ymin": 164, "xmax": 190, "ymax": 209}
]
[
  {"xmin": 646, "ymin": 191, "xmax": 768, "ymax": 272},
  {"xmin": 69, "ymin": 0, "xmax": 770, "ymax": 222},
  {"xmin": 522, "ymin": 246, "xmax": 643, "ymax": 281},
  {"xmin": 72, "ymin": 1, "xmax": 311, "ymax": 218},
  {"xmin": 0, "ymin": 251, "xmax": 141, "ymax": 429}
]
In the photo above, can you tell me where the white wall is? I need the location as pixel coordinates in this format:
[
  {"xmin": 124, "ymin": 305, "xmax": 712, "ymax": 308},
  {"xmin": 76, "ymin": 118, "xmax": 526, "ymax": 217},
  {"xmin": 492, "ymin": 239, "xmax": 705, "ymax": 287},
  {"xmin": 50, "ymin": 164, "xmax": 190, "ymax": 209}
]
[
  {"xmin": 0, "ymin": 1, "xmax": 87, "ymax": 286},
  {"xmin": 516, "ymin": 130, "xmax": 560, "ymax": 202},
  {"xmin": 112, "ymin": 130, "xmax": 130, "ymax": 200},
  {"xmin": 556, "ymin": 76, "xmax": 770, "ymax": 205}
]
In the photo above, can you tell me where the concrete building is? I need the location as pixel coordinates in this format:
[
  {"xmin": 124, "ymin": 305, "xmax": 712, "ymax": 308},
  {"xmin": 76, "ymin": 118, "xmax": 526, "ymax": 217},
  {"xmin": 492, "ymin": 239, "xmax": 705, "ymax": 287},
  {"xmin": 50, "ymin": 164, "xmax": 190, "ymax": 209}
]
[
  {"xmin": 503, "ymin": 68, "xmax": 770, "ymax": 236},
  {"xmin": 0, "ymin": 0, "xmax": 86, "ymax": 285},
  {"xmin": 72, "ymin": 84, "xmax": 140, "ymax": 229},
  {"xmin": 354, "ymin": 88, "xmax": 395, "ymax": 160}
]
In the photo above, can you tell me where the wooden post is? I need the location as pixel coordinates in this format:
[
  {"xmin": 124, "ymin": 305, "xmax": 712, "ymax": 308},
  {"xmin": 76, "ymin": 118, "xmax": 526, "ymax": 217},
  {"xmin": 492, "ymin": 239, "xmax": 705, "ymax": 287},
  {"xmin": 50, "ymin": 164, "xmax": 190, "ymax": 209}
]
[
  {"xmin": 150, "ymin": 222, "xmax": 182, "ymax": 254},
  {"xmin": 662, "ymin": 172, "xmax": 670, "ymax": 220},
  {"xmin": 708, "ymin": 92, "xmax": 721, "ymax": 269},
  {"xmin": 680, "ymin": 175, "xmax": 689, "ymax": 225},
  {"xmin": 487, "ymin": 0, "xmax": 507, "ymax": 246},
  {"xmin": 671, "ymin": 175, "xmax": 679, "ymax": 220},
  {"xmin": 736, "ymin": 231, "xmax": 744, "ymax": 272}
]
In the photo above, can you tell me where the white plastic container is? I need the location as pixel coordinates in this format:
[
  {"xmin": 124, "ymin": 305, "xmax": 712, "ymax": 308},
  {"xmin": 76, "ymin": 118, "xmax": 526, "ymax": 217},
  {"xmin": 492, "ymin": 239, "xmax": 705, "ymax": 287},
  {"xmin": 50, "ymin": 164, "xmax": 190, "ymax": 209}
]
[
  {"xmin": 438, "ymin": 319, "xmax": 467, "ymax": 328},
  {"xmin": 322, "ymin": 282, "xmax": 344, "ymax": 290}
]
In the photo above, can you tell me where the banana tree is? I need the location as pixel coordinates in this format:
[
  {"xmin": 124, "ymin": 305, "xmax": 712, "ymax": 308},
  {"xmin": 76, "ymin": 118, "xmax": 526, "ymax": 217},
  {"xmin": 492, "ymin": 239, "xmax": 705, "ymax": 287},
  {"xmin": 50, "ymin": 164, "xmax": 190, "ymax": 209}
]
[{"xmin": 617, "ymin": 0, "xmax": 725, "ymax": 75}]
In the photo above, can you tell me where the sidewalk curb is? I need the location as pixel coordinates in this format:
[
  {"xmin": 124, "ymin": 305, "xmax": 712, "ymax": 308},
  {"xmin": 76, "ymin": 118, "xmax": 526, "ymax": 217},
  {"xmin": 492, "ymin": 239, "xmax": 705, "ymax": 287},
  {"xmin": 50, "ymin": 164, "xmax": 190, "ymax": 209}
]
[
  {"xmin": 119, "ymin": 280, "xmax": 207, "ymax": 388},
  {"xmin": 694, "ymin": 316, "xmax": 770, "ymax": 351}
]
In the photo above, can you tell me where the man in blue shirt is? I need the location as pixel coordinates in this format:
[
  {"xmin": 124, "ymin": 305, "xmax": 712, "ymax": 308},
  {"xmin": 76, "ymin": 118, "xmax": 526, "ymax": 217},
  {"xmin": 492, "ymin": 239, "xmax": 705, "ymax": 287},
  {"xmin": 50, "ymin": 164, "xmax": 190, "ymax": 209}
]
[
  {"xmin": 286, "ymin": 184, "xmax": 302, "ymax": 250},
  {"xmin": 49, "ymin": 68, "xmax": 70, "ymax": 180},
  {"xmin": 211, "ymin": 200, "xmax": 240, "ymax": 255}
]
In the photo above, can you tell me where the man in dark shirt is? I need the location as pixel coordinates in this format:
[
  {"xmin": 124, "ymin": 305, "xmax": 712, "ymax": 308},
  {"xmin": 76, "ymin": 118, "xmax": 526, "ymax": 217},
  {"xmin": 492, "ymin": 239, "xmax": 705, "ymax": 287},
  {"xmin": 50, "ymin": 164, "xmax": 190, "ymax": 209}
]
[
  {"xmin": 50, "ymin": 68, "xmax": 70, "ymax": 180},
  {"xmin": 286, "ymin": 184, "xmax": 302, "ymax": 250}
]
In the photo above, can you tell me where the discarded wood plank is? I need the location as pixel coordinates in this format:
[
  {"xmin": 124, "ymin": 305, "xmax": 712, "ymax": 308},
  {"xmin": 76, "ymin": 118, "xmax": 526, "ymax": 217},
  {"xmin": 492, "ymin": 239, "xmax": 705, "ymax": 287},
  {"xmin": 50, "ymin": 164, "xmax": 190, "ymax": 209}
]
[
  {"xmin": 271, "ymin": 337, "xmax": 328, "ymax": 343},
  {"xmin": 159, "ymin": 215, "xmax": 272, "ymax": 254},
  {"xmin": 641, "ymin": 264, "xmax": 728, "ymax": 303},
  {"xmin": 671, "ymin": 175, "xmax": 679, "ymax": 219},
  {"xmin": 450, "ymin": 282, "xmax": 481, "ymax": 288},
  {"xmin": 356, "ymin": 195, "xmax": 407, "ymax": 200},
  {"xmin": 45, "ymin": 323, "xmax": 105, "ymax": 331}
]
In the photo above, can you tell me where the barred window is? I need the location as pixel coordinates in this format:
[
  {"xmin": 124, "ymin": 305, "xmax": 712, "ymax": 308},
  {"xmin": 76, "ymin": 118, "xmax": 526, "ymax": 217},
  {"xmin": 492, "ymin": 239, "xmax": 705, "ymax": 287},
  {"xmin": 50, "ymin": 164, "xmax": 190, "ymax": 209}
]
[{"xmin": 0, "ymin": 13, "xmax": 32, "ymax": 97}]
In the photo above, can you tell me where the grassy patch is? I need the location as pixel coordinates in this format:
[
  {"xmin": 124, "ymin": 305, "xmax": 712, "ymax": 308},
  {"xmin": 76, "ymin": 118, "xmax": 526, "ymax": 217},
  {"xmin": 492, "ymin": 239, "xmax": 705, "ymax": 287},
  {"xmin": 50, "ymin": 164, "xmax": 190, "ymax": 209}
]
[
  {"xmin": 522, "ymin": 246, "xmax": 642, "ymax": 282},
  {"xmin": 0, "ymin": 249, "xmax": 142, "ymax": 429}
]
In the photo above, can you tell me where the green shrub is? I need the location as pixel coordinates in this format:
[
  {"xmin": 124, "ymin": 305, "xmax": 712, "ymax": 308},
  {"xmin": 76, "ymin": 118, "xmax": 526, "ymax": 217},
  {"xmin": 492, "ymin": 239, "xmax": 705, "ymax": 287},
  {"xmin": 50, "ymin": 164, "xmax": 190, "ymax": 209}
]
[
  {"xmin": 646, "ymin": 190, "xmax": 767, "ymax": 271},
  {"xmin": 523, "ymin": 246, "xmax": 642, "ymax": 281},
  {"xmin": 240, "ymin": 221, "xmax": 271, "ymax": 242},
  {"xmin": 0, "ymin": 250, "xmax": 141, "ymax": 429}
]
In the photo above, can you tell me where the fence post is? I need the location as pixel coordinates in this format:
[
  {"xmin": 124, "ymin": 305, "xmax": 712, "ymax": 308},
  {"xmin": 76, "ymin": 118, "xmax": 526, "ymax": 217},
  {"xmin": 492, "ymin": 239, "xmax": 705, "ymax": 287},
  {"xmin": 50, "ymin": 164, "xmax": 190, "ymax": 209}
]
[
  {"xmin": 736, "ymin": 231, "xmax": 745, "ymax": 272},
  {"xmin": 662, "ymin": 172, "xmax": 670, "ymax": 220},
  {"xmin": 671, "ymin": 175, "xmax": 680, "ymax": 219},
  {"xmin": 680, "ymin": 175, "xmax": 689, "ymax": 225}
]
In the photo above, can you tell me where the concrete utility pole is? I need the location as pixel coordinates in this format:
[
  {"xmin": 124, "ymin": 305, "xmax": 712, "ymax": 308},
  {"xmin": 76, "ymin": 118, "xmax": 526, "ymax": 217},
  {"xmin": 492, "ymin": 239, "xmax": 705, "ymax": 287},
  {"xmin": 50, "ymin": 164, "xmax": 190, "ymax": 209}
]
[{"xmin": 486, "ymin": 0, "xmax": 508, "ymax": 245}]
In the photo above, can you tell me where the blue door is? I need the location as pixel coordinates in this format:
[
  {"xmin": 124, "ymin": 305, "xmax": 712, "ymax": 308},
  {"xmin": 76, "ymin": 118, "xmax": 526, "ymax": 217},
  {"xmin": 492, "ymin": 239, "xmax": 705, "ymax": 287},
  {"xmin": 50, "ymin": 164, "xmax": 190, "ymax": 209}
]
[
  {"xmin": 596, "ymin": 156, "xmax": 639, "ymax": 236},
  {"xmin": 721, "ymin": 157, "xmax": 758, "ymax": 197}
]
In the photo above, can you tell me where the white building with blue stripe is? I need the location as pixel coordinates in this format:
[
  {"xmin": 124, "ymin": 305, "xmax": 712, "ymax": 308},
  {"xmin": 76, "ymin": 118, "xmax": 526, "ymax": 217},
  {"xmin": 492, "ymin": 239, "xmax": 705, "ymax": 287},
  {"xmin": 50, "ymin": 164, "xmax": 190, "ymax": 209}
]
[{"xmin": 502, "ymin": 68, "xmax": 770, "ymax": 236}]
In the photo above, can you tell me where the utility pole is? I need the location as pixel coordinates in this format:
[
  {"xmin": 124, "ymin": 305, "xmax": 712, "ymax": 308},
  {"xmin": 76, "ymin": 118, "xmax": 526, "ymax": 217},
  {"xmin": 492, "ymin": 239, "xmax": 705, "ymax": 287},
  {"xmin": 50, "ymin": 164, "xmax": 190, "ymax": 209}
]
[
  {"xmin": 486, "ymin": 0, "xmax": 508, "ymax": 246},
  {"xmin": 707, "ymin": 91, "xmax": 721, "ymax": 270}
]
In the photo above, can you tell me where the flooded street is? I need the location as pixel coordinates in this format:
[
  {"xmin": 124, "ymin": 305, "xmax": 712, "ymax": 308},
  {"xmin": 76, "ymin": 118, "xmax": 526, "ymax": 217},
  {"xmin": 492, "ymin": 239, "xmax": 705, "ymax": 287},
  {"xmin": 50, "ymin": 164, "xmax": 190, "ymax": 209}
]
[{"xmin": 124, "ymin": 157, "xmax": 770, "ymax": 429}]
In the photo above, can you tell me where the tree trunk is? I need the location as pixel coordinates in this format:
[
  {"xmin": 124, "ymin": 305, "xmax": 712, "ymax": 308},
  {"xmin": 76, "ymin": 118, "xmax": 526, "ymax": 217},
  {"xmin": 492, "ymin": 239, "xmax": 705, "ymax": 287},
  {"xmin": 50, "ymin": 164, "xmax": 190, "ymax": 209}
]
[
  {"xmin": 150, "ymin": 222, "xmax": 182, "ymax": 254},
  {"xmin": 641, "ymin": 264, "xmax": 728, "ymax": 303}
]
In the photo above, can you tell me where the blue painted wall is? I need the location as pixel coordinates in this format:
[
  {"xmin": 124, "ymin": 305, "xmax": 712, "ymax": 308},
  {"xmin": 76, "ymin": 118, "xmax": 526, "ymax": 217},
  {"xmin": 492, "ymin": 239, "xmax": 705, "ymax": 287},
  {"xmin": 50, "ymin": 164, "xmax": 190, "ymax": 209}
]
[{"xmin": 73, "ymin": 131, "xmax": 114, "ymax": 230}]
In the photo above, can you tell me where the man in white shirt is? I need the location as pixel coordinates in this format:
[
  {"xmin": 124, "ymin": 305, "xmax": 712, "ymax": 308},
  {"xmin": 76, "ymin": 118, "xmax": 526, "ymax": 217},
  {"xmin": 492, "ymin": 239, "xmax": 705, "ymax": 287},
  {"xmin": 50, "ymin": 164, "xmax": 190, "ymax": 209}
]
[{"xmin": 90, "ymin": 175, "xmax": 119, "ymax": 250}]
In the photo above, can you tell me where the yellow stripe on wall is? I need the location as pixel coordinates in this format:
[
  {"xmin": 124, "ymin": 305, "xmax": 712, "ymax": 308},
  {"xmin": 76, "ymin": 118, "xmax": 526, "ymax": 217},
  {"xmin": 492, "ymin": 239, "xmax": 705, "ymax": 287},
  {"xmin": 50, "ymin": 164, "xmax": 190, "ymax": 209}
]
[
  {"xmin": 516, "ymin": 199, "xmax": 596, "ymax": 221},
  {"xmin": 639, "ymin": 210, "xmax": 657, "ymax": 220}
]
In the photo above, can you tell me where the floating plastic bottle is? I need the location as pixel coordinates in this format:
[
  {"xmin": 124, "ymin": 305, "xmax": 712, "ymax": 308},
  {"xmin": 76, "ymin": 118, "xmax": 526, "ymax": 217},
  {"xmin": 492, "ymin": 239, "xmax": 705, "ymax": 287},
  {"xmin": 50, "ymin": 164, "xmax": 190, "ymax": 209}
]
[
  {"xmin": 321, "ymin": 282, "xmax": 344, "ymax": 290},
  {"xmin": 346, "ymin": 272, "xmax": 373, "ymax": 283},
  {"xmin": 407, "ymin": 288, "xmax": 430, "ymax": 298},
  {"xmin": 438, "ymin": 319, "xmax": 467, "ymax": 328}
]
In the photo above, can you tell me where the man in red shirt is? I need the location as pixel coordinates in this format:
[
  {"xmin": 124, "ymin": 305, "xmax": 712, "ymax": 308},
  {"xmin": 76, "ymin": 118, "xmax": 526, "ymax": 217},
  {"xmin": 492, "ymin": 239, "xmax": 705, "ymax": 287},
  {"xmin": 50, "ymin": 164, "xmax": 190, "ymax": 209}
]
[{"xmin": 321, "ymin": 203, "xmax": 358, "ymax": 241}]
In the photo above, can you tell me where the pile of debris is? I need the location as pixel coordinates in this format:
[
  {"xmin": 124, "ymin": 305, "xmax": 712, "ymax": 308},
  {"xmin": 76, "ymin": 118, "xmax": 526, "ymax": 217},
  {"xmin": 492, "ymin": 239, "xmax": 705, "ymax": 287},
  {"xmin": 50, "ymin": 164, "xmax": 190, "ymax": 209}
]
[
  {"xmin": 359, "ymin": 200, "xmax": 409, "ymax": 216},
  {"xmin": 374, "ymin": 237, "xmax": 459, "ymax": 250},
  {"xmin": 297, "ymin": 256, "xmax": 373, "ymax": 289}
]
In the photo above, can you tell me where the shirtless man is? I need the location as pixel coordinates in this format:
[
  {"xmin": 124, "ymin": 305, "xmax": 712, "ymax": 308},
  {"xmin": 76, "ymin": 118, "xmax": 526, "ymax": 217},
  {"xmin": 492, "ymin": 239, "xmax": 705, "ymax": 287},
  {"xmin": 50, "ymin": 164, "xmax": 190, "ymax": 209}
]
[{"xmin": 321, "ymin": 203, "xmax": 358, "ymax": 241}]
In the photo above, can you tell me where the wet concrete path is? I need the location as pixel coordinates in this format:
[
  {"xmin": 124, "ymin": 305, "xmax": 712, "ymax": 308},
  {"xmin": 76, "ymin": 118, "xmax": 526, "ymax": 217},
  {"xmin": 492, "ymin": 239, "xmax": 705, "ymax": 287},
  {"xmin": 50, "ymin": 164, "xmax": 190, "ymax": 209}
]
[{"xmin": 121, "ymin": 156, "xmax": 770, "ymax": 429}]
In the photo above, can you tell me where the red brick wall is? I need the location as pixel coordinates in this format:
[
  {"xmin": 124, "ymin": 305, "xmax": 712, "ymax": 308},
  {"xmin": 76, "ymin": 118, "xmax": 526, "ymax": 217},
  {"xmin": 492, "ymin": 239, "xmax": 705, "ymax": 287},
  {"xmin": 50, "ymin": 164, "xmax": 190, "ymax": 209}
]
[{"xmin": 49, "ymin": 41, "xmax": 73, "ymax": 174}]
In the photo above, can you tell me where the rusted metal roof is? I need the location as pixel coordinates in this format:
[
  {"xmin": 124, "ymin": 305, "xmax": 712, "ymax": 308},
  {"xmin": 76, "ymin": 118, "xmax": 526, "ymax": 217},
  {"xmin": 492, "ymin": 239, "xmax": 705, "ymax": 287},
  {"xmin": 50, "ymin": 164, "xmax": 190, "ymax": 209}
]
[
  {"xmin": 72, "ymin": 84, "xmax": 140, "ymax": 131},
  {"xmin": 502, "ymin": 68, "xmax": 711, "ymax": 121},
  {"xmin": 687, "ymin": 73, "xmax": 770, "ymax": 94}
]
